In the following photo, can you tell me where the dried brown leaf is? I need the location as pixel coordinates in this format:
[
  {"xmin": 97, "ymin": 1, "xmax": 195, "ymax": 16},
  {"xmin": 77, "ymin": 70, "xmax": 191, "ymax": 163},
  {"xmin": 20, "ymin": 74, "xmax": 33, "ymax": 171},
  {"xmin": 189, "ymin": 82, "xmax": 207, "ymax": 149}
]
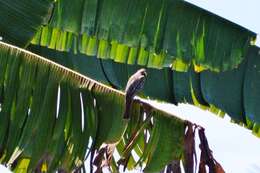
[
  {"xmin": 93, "ymin": 147, "xmax": 106, "ymax": 167},
  {"xmin": 198, "ymin": 128, "xmax": 225, "ymax": 173},
  {"xmin": 214, "ymin": 161, "xmax": 225, "ymax": 173},
  {"xmin": 184, "ymin": 122, "xmax": 196, "ymax": 173}
]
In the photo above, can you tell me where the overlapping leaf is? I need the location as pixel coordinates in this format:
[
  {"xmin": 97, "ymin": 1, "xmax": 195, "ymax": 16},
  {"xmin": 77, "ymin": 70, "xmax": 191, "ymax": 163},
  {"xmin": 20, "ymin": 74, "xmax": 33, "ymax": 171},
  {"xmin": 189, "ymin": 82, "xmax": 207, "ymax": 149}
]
[
  {"xmin": 0, "ymin": 41, "xmax": 208, "ymax": 173},
  {"xmin": 0, "ymin": 0, "xmax": 53, "ymax": 47},
  {"xmin": 29, "ymin": 44, "xmax": 260, "ymax": 134},
  {"xmin": 30, "ymin": 0, "xmax": 256, "ymax": 72}
]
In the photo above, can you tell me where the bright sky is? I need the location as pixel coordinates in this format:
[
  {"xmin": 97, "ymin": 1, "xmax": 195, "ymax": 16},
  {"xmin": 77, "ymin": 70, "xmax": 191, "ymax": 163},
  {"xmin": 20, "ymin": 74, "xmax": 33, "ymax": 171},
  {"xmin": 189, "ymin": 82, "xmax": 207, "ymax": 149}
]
[{"xmin": 1, "ymin": 1, "xmax": 260, "ymax": 173}]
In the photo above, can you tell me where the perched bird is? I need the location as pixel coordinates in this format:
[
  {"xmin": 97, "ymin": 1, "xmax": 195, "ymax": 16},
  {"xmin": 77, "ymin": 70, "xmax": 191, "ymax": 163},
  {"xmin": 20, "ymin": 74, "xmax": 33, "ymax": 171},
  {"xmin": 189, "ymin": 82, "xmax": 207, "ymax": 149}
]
[{"xmin": 123, "ymin": 68, "xmax": 147, "ymax": 119}]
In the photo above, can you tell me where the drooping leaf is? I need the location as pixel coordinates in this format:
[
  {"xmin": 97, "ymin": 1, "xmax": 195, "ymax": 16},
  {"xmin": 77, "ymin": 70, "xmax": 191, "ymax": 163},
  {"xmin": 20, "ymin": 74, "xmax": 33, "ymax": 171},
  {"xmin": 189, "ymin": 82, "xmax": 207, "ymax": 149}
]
[
  {"xmin": 201, "ymin": 59, "xmax": 247, "ymax": 122},
  {"xmin": 93, "ymin": 88, "xmax": 128, "ymax": 148},
  {"xmin": 31, "ymin": 0, "xmax": 256, "ymax": 71},
  {"xmin": 183, "ymin": 122, "xmax": 196, "ymax": 173},
  {"xmin": 244, "ymin": 46, "xmax": 260, "ymax": 124},
  {"xmin": 47, "ymin": 83, "xmax": 71, "ymax": 172},
  {"xmin": 0, "ymin": 0, "xmax": 53, "ymax": 47},
  {"xmin": 0, "ymin": 51, "xmax": 21, "ymax": 155},
  {"xmin": 198, "ymin": 128, "xmax": 225, "ymax": 173},
  {"xmin": 26, "ymin": 67, "xmax": 61, "ymax": 172},
  {"xmin": 0, "ymin": 40, "xmax": 222, "ymax": 173},
  {"xmin": 29, "ymin": 45, "xmax": 178, "ymax": 103},
  {"xmin": 4, "ymin": 59, "xmax": 37, "ymax": 162},
  {"xmin": 29, "ymin": 44, "xmax": 260, "ymax": 131},
  {"xmin": 144, "ymin": 112, "xmax": 185, "ymax": 173}
]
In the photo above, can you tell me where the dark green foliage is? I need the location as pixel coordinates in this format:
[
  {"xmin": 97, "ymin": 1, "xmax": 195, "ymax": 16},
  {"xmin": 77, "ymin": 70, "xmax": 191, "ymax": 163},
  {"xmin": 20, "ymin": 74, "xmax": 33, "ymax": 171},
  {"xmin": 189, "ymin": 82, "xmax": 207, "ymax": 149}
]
[
  {"xmin": 29, "ymin": 44, "xmax": 260, "ymax": 127},
  {"xmin": 144, "ymin": 113, "xmax": 184, "ymax": 173},
  {"xmin": 0, "ymin": 0, "xmax": 53, "ymax": 47},
  {"xmin": 0, "ymin": 42, "xmax": 190, "ymax": 173},
  {"xmin": 244, "ymin": 46, "xmax": 260, "ymax": 123},
  {"xmin": 201, "ymin": 61, "xmax": 247, "ymax": 122},
  {"xmin": 31, "ymin": 0, "xmax": 256, "ymax": 71}
]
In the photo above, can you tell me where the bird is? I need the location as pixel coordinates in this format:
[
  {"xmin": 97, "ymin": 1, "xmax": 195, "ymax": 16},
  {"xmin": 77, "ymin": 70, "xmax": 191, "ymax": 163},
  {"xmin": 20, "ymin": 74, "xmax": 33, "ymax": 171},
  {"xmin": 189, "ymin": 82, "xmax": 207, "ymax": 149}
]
[{"xmin": 123, "ymin": 68, "xmax": 147, "ymax": 119}]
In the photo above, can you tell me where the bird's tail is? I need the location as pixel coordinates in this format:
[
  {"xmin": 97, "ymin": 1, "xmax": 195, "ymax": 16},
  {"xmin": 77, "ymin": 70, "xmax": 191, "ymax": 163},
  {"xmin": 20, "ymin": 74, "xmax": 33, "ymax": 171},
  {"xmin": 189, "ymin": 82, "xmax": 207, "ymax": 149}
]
[{"xmin": 123, "ymin": 98, "xmax": 133, "ymax": 119}]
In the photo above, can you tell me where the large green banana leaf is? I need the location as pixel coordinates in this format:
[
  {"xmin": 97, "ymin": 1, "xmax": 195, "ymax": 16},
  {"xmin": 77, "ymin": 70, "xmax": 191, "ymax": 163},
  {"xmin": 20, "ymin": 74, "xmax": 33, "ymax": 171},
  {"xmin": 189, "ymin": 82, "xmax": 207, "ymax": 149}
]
[
  {"xmin": 0, "ymin": 0, "xmax": 259, "ymax": 131},
  {"xmin": 29, "ymin": 44, "xmax": 260, "ymax": 136},
  {"xmin": 0, "ymin": 0, "xmax": 258, "ymax": 172},
  {"xmin": 0, "ymin": 41, "xmax": 193, "ymax": 173},
  {"xmin": 0, "ymin": 0, "xmax": 258, "ymax": 171},
  {"xmin": 0, "ymin": 0, "xmax": 53, "ymax": 47},
  {"xmin": 30, "ymin": 0, "xmax": 256, "ymax": 72}
]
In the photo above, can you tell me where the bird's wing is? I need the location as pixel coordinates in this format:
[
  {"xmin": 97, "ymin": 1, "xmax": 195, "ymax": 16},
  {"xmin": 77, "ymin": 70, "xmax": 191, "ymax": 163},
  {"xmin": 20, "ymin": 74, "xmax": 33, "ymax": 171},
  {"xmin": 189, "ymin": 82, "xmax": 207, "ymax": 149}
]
[{"xmin": 125, "ymin": 75, "xmax": 146, "ymax": 98}]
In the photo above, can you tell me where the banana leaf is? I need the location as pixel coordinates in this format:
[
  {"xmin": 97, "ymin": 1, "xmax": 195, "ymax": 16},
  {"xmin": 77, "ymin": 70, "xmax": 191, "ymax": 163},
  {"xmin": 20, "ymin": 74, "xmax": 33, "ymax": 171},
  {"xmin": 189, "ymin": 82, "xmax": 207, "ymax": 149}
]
[
  {"xmin": 29, "ymin": 45, "xmax": 177, "ymax": 102},
  {"xmin": 29, "ymin": 44, "xmax": 260, "ymax": 128},
  {"xmin": 30, "ymin": 0, "xmax": 256, "ymax": 72},
  {"xmin": 201, "ymin": 59, "xmax": 247, "ymax": 122},
  {"xmin": 0, "ymin": 41, "xmax": 190, "ymax": 172},
  {"xmin": 0, "ymin": 0, "xmax": 53, "ymax": 47},
  {"xmin": 244, "ymin": 46, "xmax": 260, "ymax": 124}
]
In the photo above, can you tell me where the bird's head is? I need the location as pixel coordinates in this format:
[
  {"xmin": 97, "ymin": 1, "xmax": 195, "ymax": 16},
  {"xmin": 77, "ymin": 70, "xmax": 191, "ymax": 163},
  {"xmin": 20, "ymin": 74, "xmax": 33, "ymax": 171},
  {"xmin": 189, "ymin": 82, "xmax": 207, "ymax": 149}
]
[{"xmin": 138, "ymin": 68, "xmax": 147, "ymax": 77}]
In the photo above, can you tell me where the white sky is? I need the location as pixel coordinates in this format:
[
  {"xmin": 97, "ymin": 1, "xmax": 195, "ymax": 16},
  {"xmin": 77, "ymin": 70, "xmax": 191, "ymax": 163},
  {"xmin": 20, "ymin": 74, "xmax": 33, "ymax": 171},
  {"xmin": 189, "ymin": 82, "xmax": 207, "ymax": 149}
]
[{"xmin": 1, "ymin": 1, "xmax": 260, "ymax": 173}]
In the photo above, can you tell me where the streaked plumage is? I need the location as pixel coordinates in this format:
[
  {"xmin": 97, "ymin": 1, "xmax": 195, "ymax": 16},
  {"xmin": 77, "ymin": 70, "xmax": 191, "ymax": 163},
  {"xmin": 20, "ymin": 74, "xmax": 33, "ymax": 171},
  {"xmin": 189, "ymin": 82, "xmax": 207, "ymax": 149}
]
[{"xmin": 123, "ymin": 68, "xmax": 147, "ymax": 119}]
